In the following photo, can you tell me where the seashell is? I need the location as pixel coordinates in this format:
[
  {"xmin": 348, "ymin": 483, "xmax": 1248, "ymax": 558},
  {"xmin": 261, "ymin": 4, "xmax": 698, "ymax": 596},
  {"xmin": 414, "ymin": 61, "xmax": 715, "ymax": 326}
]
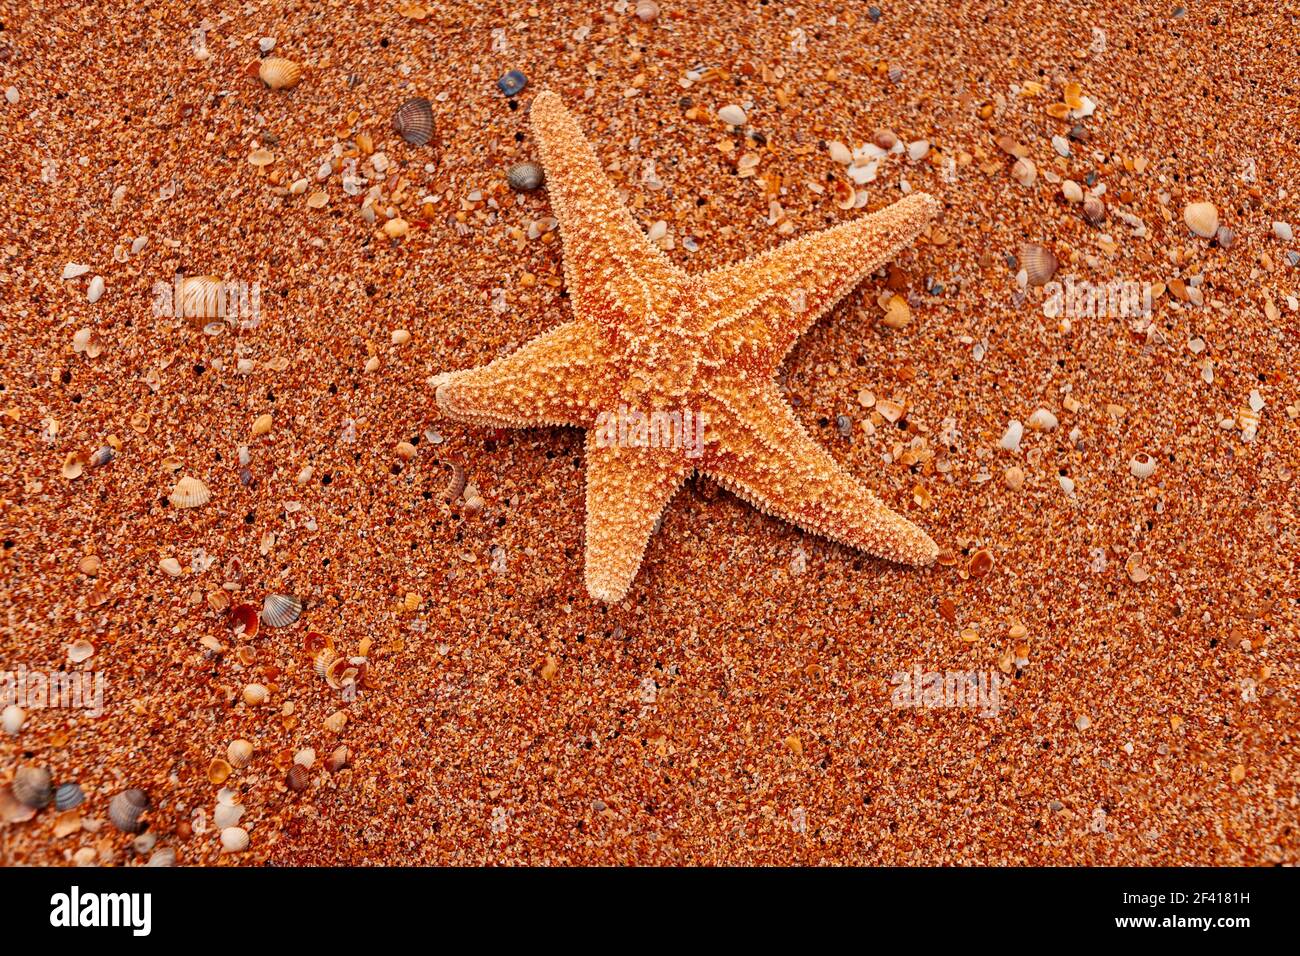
[
  {"xmin": 208, "ymin": 758, "xmax": 233, "ymax": 785},
  {"xmin": 258, "ymin": 57, "xmax": 302, "ymax": 90},
  {"xmin": 146, "ymin": 847, "xmax": 177, "ymax": 867},
  {"xmin": 635, "ymin": 0, "xmax": 660, "ymax": 21},
  {"xmin": 67, "ymin": 640, "xmax": 95, "ymax": 664},
  {"xmin": 382, "ymin": 217, "xmax": 410, "ymax": 239},
  {"xmin": 179, "ymin": 275, "xmax": 223, "ymax": 319},
  {"xmin": 304, "ymin": 631, "xmax": 334, "ymax": 654},
  {"xmin": 325, "ymin": 745, "xmax": 350, "ymax": 773},
  {"xmin": 87, "ymin": 275, "xmax": 105, "ymax": 303},
  {"xmin": 906, "ymin": 139, "xmax": 930, "ymax": 161},
  {"xmin": 286, "ymin": 763, "xmax": 310, "ymax": 791},
  {"xmin": 1019, "ymin": 243, "xmax": 1057, "ymax": 287},
  {"xmin": 1129, "ymin": 452, "xmax": 1157, "ymax": 479},
  {"xmin": 53, "ymin": 808, "xmax": 82, "ymax": 838},
  {"xmin": 294, "ymin": 748, "xmax": 316, "ymax": 769},
  {"xmin": 1214, "ymin": 225, "xmax": 1234, "ymax": 249},
  {"xmin": 168, "ymin": 475, "xmax": 211, "ymax": 509},
  {"xmin": 1061, "ymin": 180, "xmax": 1083, "ymax": 203},
  {"xmin": 213, "ymin": 801, "xmax": 244, "ymax": 829},
  {"xmin": 54, "ymin": 782, "xmax": 85, "ymax": 811},
  {"xmin": 873, "ymin": 129, "xmax": 899, "ymax": 151},
  {"xmin": 62, "ymin": 262, "xmax": 91, "ymax": 280},
  {"xmin": 61, "ymin": 452, "xmax": 87, "ymax": 480},
  {"xmin": 313, "ymin": 648, "xmax": 338, "ymax": 678},
  {"xmin": 108, "ymin": 788, "xmax": 149, "ymax": 833},
  {"xmin": 1183, "ymin": 201, "xmax": 1218, "ymax": 239},
  {"xmin": 13, "ymin": 766, "xmax": 53, "ymax": 808},
  {"xmin": 1082, "ymin": 195, "xmax": 1106, "ymax": 225},
  {"xmin": 261, "ymin": 593, "xmax": 303, "ymax": 628},
  {"xmin": 220, "ymin": 826, "xmax": 249, "ymax": 853},
  {"xmin": 1273, "ymin": 220, "xmax": 1294, "ymax": 242},
  {"xmin": 242, "ymin": 683, "xmax": 269, "ymax": 706},
  {"xmin": 0, "ymin": 785, "xmax": 36, "ymax": 824},
  {"xmin": 1026, "ymin": 408, "xmax": 1059, "ymax": 432},
  {"xmin": 392, "ymin": 96, "xmax": 435, "ymax": 146},
  {"xmin": 133, "ymin": 832, "xmax": 157, "ymax": 855},
  {"xmin": 227, "ymin": 739, "xmax": 254, "ymax": 769},
  {"xmin": 251, "ymin": 413, "xmax": 273, "ymax": 437},
  {"xmin": 497, "ymin": 70, "xmax": 528, "ymax": 97},
  {"xmin": 880, "ymin": 294, "xmax": 911, "ymax": 329},
  {"xmin": 230, "ymin": 603, "xmax": 260, "ymax": 638},
  {"xmin": 716, "ymin": 104, "xmax": 747, "ymax": 126},
  {"xmin": 1011, "ymin": 156, "xmax": 1037, "ymax": 187},
  {"xmin": 324, "ymin": 654, "xmax": 356, "ymax": 690},
  {"xmin": 506, "ymin": 161, "xmax": 545, "ymax": 192},
  {"xmin": 1000, "ymin": 419, "xmax": 1024, "ymax": 452},
  {"xmin": 2, "ymin": 704, "xmax": 25, "ymax": 735},
  {"xmin": 89, "ymin": 445, "xmax": 116, "ymax": 468}
]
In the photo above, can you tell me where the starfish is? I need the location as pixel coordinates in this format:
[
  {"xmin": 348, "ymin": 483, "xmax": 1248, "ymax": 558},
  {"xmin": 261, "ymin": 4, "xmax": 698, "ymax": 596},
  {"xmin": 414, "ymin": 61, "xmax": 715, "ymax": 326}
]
[{"xmin": 433, "ymin": 91, "xmax": 941, "ymax": 602}]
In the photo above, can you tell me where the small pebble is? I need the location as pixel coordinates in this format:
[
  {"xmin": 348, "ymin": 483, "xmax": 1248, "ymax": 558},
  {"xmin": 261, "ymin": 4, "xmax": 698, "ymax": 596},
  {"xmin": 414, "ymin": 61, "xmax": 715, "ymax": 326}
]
[
  {"xmin": 1273, "ymin": 221, "xmax": 1294, "ymax": 242},
  {"xmin": 497, "ymin": 70, "xmax": 527, "ymax": 97}
]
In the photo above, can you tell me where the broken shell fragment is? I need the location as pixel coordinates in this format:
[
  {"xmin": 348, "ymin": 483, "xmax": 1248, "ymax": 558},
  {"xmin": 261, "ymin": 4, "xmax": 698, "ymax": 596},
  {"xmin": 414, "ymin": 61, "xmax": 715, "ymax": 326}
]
[
  {"xmin": 207, "ymin": 758, "xmax": 233, "ymax": 785},
  {"xmin": 392, "ymin": 96, "xmax": 435, "ymax": 147},
  {"xmin": 168, "ymin": 475, "xmax": 211, "ymax": 509},
  {"xmin": 1011, "ymin": 156, "xmax": 1037, "ymax": 187},
  {"xmin": 261, "ymin": 593, "xmax": 303, "ymax": 628},
  {"xmin": 716, "ymin": 104, "xmax": 747, "ymax": 126},
  {"xmin": 89, "ymin": 446, "xmax": 116, "ymax": 468},
  {"xmin": 1129, "ymin": 452, "xmax": 1157, "ymax": 479},
  {"xmin": 325, "ymin": 745, "xmax": 350, "ymax": 773},
  {"xmin": 258, "ymin": 57, "xmax": 302, "ymax": 90},
  {"xmin": 108, "ymin": 788, "xmax": 149, "ymax": 833}
]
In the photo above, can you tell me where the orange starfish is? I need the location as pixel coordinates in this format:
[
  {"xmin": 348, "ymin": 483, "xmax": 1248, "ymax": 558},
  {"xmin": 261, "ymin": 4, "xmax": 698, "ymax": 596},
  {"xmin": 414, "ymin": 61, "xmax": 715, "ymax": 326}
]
[{"xmin": 434, "ymin": 91, "xmax": 941, "ymax": 602}]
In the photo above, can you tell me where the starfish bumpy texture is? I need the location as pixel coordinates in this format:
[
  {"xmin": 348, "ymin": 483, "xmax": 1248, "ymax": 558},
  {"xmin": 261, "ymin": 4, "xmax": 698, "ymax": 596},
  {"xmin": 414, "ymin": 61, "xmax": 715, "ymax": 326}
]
[{"xmin": 434, "ymin": 91, "xmax": 941, "ymax": 602}]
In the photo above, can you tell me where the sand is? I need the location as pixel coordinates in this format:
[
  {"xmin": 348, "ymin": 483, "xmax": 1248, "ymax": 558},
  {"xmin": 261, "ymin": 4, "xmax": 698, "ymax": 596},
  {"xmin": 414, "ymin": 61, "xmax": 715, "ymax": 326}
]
[{"xmin": 0, "ymin": 0, "xmax": 1295, "ymax": 865}]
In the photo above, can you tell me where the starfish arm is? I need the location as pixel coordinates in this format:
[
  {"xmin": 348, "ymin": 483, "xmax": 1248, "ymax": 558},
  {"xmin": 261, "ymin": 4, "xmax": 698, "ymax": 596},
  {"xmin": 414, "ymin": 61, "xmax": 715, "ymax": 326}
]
[
  {"xmin": 583, "ymin": 434, "xmax": 690, "ymax": 602},
  {"xmin": 698, "ymin": 386, "xmax": 938, "ymax": 566},
  {"xmin": 700, "ymin": 192, "xmax": 940, "ymax": 373},
  {"xmin": 530, "ymin": 90, "xmax": 683, "ymax": 328},
  {"xmin": 433, "ymin": 320, "xmax": 610, "ymax": 429}
]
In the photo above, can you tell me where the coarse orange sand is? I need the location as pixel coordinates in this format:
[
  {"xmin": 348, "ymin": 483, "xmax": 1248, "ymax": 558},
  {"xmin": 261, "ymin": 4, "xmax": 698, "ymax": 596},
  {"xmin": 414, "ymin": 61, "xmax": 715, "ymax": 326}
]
[{"xmin": 0, "ymin": 0, "xmax": 1295, "ymax": 865}]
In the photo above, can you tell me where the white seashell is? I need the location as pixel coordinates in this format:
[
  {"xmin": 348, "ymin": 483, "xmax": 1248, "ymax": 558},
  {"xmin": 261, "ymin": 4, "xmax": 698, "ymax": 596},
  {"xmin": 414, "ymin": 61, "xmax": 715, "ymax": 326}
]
[
  {"xmin": 168, "ymin": 475, "xmax": 211, "ymax": 509},
  {"xmin": 1011, "ymin": 156, "xmax": 1036, "ymax": 187},
  {"xmin": 1183, "ymin": 202, "xmax": 1218, "ymax": 239},
  {"xmin": 220, "ymin": 826, "xmax": 250, "ymax": 853},
  {"xmin": 67, "ymin": 640, "xmax": 95, "ymax": 664},
  {"xmin": 87, "ymin": 275, "xmax": 105, "ymax": 303},
  {"xmin": 242, "ymin": 683, "xmax": 269, "ymax": 706},
  {"xmin": 213, "ymin": 802, "xmax": 244, "ymax": 829},
  {"xmin": 1, "ymin": 704, "xmax": 24, "ymax": 735},
  {"xmin": 1128, "ymin": 453, "xmax": 1157, "ymax": 479},
  {"xmin": 1273, "ymin": 221, "xmax": 1294, "ymax": 242},
  {"xmin": 827, "ymin": 140, "xmax": 852, "ymax": 165},
  {"xmin": 1000, "ymin": 420, "xmax": 1024, "ymax": 452},
  {"xmin": 1062, "ymin": 180, "xmax": 1083, "ymax": 203},
  {"xmin": 906, "ymin": 140, "xmax": 930, "ymax": 161},
  {"xmin": 1059, "ymin": 475, "xmax": 1076, "ymax": 495},
  {"xmin": 146, "ymin": 847, "xmax": 177, "ymax": 867},
  {"xmin": 131, "ymin": 236, "xmax": 148, "ymax": 254},
  {"xmin": 62, "ymin": 262, "xmax": 91, "ymax": 280},
  {"xmin": 1051, "ymin": 134, "xmax": 1071, "ymax": 157},
  {"xmin": 293, "ymin": 748, "xmax": 316, "ymax": 769},
  {"xmin": 716, "ymin": 104, "xmax": 747, "ymax": 126},
  {"xmin": 1026, "ymin": 408, "xmax": 1059, "ymax": 431}
]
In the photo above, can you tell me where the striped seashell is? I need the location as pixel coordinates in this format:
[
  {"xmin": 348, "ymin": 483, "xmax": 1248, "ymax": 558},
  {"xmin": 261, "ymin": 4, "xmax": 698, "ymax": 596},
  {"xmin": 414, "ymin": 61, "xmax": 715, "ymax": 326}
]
[
  {"xmin": 506, "ymin": 161, "xmax": 544, "ymax": 192},
  {"xmin": 261, "ymin": 593, "xmax": 303, "ymax": 628},
  {"xmin": 55, "ymin": 782, "xmax": 85, "ymax": 811},
  {"xmin": 286, "ymin": 764, "xmax": 310, "ymax": 791},
  {"xmin": 13, "ymin": 766, "xmax": 53, "ymax": 809},
  {"xmin": 109, "ymin": 788, "xmax": 149, "ymax": 833},
  {"xmin": 325, "ymin": 745, "xmax": 350, "ymax": 773},
  {"xmin": 1019, "ymin": 243, "xmax": 1058, "ymax": 287},
  {"xmin": 220, "ymin": 826, "xmax": 250, "ymax": 853},
  {"xmin": 392, "ymin": 97, "xmax": 435, "ymax": 147},
  {"xmin": 146, "ymin": 847, "xmax": 177, "ymax": 867},
  {"xmin": 227, "ymin": 739, "xmax": 254, "ymax": 769},
  {"xmin": 258, "ymin": 57, "xmax": 302, "ymax": 90},
  {"xmin": 179, "ymin": 276, "xmax": 223, "ymax": 319},
  {"xmin": 313, "ymin": 647, "xmax": 338, "ymax": 678},
  {"xmin": 168, "ymin": 475, "xmax": 211, "ymax": 509}
]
